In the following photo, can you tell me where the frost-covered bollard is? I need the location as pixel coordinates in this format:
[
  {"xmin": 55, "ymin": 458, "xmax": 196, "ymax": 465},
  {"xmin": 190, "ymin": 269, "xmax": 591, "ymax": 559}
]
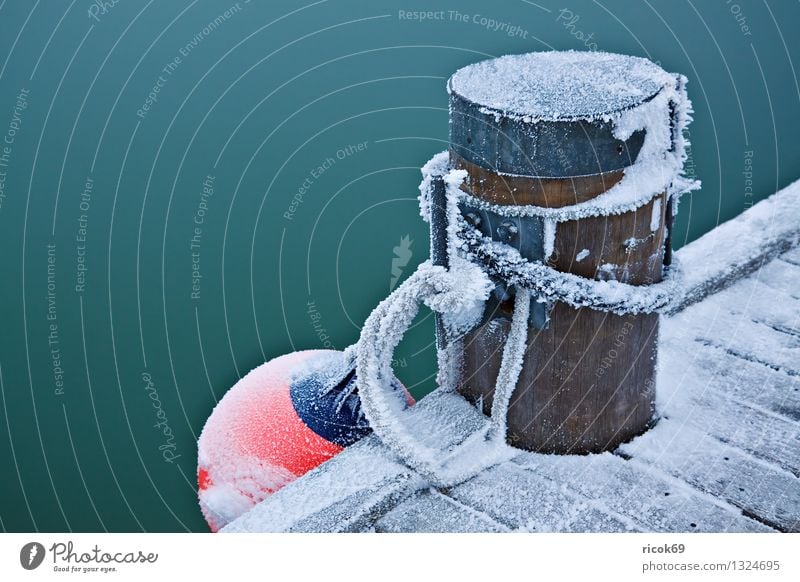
[{"xmin": 426, "ymin": 51, "xmax": 696, "ymax": 454}]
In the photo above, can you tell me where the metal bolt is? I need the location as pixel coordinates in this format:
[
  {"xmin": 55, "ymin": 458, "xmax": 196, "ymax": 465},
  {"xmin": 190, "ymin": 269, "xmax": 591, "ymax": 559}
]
[
  {"xmin": 496, "ymin": 220, "xmax": 518, "ymax": 243},
  {"xmin": 464, "ymin": 211, "xmax": 482, "ymax": 227}
]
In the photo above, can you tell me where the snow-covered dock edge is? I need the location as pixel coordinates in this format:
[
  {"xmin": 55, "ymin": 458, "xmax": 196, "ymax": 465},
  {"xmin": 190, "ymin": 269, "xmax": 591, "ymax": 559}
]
[{"xmin": 669, "ymin": 180, "xmax": 800, "ymax": 314}]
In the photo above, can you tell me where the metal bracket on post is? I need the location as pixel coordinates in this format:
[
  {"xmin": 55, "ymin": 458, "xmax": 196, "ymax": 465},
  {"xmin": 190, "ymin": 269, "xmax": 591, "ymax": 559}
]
[
  {"xmin": 664, "ymin": 74, "xmax": 685, "ymax": 269},
  {"xmin": 429, "ymin": 175, "xmax": 449, "ymax": 350},
  {"xmin": 459, "ymin": 202, "xmax": 550, "ymax": 330}
]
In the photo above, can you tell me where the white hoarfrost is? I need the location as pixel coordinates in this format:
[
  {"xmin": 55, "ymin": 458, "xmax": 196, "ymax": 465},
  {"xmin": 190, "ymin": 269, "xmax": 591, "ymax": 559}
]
[
  {"xmin": 670, "ymin": 177, "xmax": 800, "ymax": 311},
  {"xmin": 418, "ymin": 150, "xmax": 450, "ymax": 222},
  {"xmin": 448, "ymin": 51, "xmax": 673, "ymax": 123},
  {"xmin": 650, "ymin": 198, "xmax": 662, "ymax": 232},
  {"xmin": 543, "ymin": 219, "xmax": 557, "ymax": 260},
  {"xmin": 422, "ymin": 256, "xmax": 493, "ymax": 338},
  {"xmin": 576, "ymin": 248, "xmax": 590, "ymax": 262},
  {"xmin": 457, "ymin": 209, "xmax": 681, "ymax": 314},
  {"xmin": 488, "ymin": 288, "xmax": 531, "ymax": 438}
]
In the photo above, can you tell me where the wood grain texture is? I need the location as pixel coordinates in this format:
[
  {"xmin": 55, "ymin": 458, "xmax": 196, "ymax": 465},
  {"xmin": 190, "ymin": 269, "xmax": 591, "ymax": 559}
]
[{"xmin": 450, "ymin": 150, "xmax": 625, "ymax": 208}]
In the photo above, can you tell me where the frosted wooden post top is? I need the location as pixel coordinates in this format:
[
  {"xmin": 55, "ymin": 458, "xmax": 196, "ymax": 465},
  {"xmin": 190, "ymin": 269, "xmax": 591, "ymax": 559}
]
[
  {"xmin": 447, "ymin": 51, "xmax": 679, "ymax": 178},
  {"xmin": 448, "ymin": 51, "xmax": 673, "ymax": 121}
]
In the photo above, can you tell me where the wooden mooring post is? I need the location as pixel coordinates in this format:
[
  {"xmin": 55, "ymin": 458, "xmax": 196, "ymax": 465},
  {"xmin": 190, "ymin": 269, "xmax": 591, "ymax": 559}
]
[{"xmin": 445, "ymin": 52, "xmax": 684, "ymax": 454}]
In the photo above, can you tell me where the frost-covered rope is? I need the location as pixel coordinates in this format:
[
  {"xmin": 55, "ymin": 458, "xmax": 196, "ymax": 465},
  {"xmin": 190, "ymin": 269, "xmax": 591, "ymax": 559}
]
[
  {"xmin": 488, "ymin": 287, "xmax": 531, "ymax": 438},
  {"xmin": 457, "ymin": 211, "xmax": 682, "ymax": 315},
  {"xmin": 356, "ymin": 265, "xmax": 461, "ymax": 485},
  {"xmin": 355, "ymin": 262, "xmax": 516, "ymax": 487},
  {"xmin": 421, "ymin": 162, "xmax": 685, "ymax": 315}
]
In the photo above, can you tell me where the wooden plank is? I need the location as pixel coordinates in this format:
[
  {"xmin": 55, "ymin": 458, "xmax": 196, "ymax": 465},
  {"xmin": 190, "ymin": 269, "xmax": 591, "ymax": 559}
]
[
  {"xmin": 449, "ymin": 463, "xmax": 641, "ymax": 532},
  {"xmin": 657, "ymin": 347, "xmax": 800, "ymax": 476},
  {"xmin": 755, "ymin": 258, "xmax": 800, "ymax": 300},
  {"xmin": 512, "ymin": 452, "xmax": 769, "ymax": 532},
  {"xmin": 620, "ymin": 420, "xmax": 800, "ymax": 532},
  {"xmin": 668, "ymin": 183, "xmax": 800, "ymax": 314},
  {"xmin": 290, "ymin": 473, "xmax": 416, "ymax": 533},
  {"xmin": 401, "ymin": 390, "xmax": 488, "ymax": 450},
  {"xmin": 710, "ymin": 274, "xmax": 800, "ymax": 335},
  {"xmin": 376, "ymin": 490, "xmax": 508, "ymax": 533},
  {"xmin": 780, "ymin": 245, "xmax": 800, "ymax": 266},
  {"xmin": 666, "ymin": 309, "xmax": 799, "ymax": 377},
  {"xmin": 673, "ymin": 347, "xmax": 800, "ymax": 423},
  {"xmin": 693, "ymin": 339, "xmax": 799, "ymax": 380}
]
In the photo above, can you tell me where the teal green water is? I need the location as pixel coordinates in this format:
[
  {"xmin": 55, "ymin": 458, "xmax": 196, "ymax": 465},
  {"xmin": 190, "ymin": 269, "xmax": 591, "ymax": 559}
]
[{"xmin": 0, "ymin": 0, "xmax": 797, "ymax": 532}]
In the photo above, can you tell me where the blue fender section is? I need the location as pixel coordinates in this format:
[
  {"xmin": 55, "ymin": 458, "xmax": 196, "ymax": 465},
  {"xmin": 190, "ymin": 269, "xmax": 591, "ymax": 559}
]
[{"xmin": 290, "ymin": 368, "xmax": 406, "ymax": 448}]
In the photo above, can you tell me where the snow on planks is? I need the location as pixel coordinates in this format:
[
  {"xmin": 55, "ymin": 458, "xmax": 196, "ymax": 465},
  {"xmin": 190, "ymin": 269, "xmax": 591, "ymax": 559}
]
[
  {"xmin": 617, "ymin": 252, "xmax": 800, "ymax": 532},
  {"xmin": 621, "ymin": 421, "xmax": 798, "ymax": 532},
  {"xmin": 669, "ymin": 178, "xmax": 800, "ymax": 312},
  {"xmin": 376, "ymin": 490, "xmax": 508, "ymax": 533},
  {"xmin": 511, "ymin": 453, "xmax": 768, "ymax": 532},
  {"xmin": 657, "ymin": 339, "xmax": 800, "ymax": 478},
  {"xmin": 676, "ymin": 348, "xmax": 800, "ymax": 423},
  {"xmin": 448, "ymin": 462, "xmax": 640, "ymax": 532},
  {"xmin": 780, "ymin": 245, "xmax": 800, "ymax": 268}
]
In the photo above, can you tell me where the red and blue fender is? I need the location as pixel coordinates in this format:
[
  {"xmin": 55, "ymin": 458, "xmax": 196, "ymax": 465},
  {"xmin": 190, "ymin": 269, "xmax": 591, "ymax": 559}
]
[{"xmin": 197, "ymin": 350, "xmax": 412, "ymax": 531}]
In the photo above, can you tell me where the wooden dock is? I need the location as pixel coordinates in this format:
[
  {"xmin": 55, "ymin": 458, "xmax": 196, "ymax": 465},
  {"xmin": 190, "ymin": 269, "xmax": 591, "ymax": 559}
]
[{"xmin": 224, "ymin": 183, "xmax": 800, "ymax": 533}]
